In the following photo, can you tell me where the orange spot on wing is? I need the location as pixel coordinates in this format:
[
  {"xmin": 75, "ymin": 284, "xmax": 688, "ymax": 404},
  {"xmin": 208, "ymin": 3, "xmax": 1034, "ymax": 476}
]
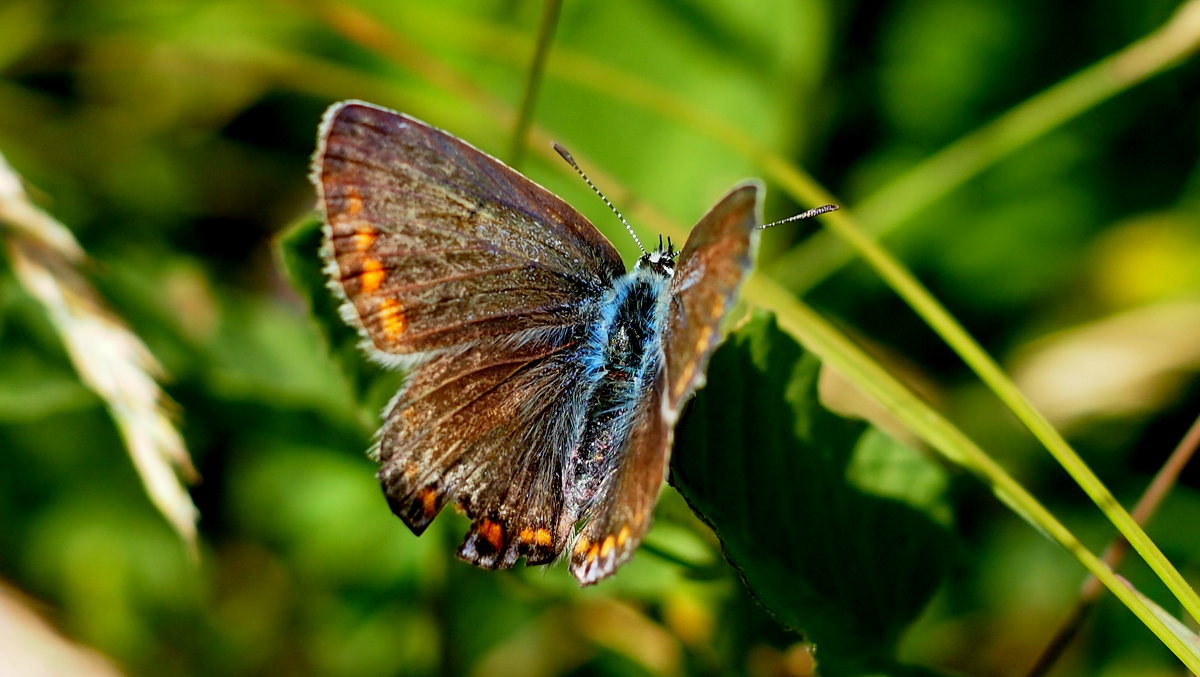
[
  {"xmin": 617, "ymin": 525, "xmax": 630, "ymax": 547},
  {"xmin": 360, "ymin": 258, "xmax": 386, "ymax": 293},
  {"xmin": 586, "ymin": 543, "xmax": 600, "ymax": 563},
  {"xmin": 574, "ymin": 536, "xmax": 590, "ymax": 556},
  {"xmin": 378, "ymin": 298, "xmax": 407, "ymax": 340},
  {"xmin": 418, "ymin": 487, "xmax": 438, "ymax": 516},
  {"xmin": 600, "ymin": 535, "xmax": 615, "ymax": 558},
  {"xmin": 479, "ymin": 519, "xmax": 504, "ymax": 551},
  {"xmin": 517, "ymin": 528, "xmax": 552, "ymax": 547},
  {"xmin": 349, "ymin": 227, "xmax": 376, "ymax": 252},
  {"xmin": 345, "ymin": 187, "xmax": 363, "ymax": 216}
]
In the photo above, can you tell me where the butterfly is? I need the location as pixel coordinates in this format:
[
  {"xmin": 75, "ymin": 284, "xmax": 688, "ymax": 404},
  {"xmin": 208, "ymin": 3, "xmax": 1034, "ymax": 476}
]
[{"xmin": 311, "ymin": 100, "xmax": 831, "ymax": 585}]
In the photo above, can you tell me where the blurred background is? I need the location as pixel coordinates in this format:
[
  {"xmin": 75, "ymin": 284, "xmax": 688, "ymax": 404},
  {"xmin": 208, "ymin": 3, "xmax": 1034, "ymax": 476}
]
[{"xmin": 1, "ymin": 0, "xmax": 1199, "ymax": 675}]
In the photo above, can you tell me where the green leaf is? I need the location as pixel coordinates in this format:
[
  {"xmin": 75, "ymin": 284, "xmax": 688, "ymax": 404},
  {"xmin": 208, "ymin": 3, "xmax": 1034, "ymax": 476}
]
[{"xmin": 671, "ymin": 312, "xmax": 957, "ymax": 676}]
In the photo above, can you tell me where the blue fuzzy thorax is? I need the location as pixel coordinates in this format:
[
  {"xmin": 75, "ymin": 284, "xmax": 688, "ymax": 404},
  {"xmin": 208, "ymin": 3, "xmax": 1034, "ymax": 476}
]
[{"xmin": 582, "ymin": 262, "xmax": 670, "ymax": 377}]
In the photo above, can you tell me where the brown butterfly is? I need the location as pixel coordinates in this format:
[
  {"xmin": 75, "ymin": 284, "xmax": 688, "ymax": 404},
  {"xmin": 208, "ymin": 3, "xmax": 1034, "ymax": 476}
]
[{"xmin": 312, "ymin": 100, "xmax": 823, "ymax": 584}]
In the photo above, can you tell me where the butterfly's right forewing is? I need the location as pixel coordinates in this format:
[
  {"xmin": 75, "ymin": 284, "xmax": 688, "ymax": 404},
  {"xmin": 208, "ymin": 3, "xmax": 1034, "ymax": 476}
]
[{"xmin": 662, "ymin": 183, "xmax": 760, "ymax": 412}]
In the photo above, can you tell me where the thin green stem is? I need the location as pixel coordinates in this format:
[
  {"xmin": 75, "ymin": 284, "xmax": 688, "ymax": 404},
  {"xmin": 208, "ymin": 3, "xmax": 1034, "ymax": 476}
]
[
  {"xmin": 510, "ymin": 0, "xmax": 562, "ymax": 168},
  {"xmin": 1025, "ymin": 413, "xmax": 1200, "ymax": 677}
]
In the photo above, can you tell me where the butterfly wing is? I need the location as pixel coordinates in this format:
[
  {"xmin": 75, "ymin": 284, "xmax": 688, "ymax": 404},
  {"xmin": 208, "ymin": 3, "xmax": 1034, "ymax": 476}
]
[
  {"xmin": 662, "ymin": 182, "xmax": 761, "ymax": 410},
  {"xmin": 569, "ymin": 183, "xmax": 761, "ymax": 584},
  {"xmin": 314, "ymin": 101, "xmax": 625, "ymax": 357},
  {"xmin": 314, "ymin": 101, "xmax": 625, "ymax": 567},
  {"xmin": 380, "ymin": 336, "xmax": 594, "ymax": 567}
]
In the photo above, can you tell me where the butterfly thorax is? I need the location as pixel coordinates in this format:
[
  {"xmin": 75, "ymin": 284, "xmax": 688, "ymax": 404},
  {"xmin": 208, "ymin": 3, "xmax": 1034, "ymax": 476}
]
[{"xmin": 564, "ymin": 260, "xmax": 671, "ymax": 516}]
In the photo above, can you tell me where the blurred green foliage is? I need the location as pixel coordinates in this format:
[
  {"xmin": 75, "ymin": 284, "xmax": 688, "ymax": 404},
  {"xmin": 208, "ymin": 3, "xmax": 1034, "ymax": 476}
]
[{"xmin": 1, "ymin": 0, "xmax": 1199, "ymax": 676}]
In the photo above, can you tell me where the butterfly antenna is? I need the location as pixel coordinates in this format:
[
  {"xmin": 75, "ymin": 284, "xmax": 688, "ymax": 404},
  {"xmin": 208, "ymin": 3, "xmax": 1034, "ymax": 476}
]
[
  {"xmin": 759, "ymin": 203, "xmax": 840, "ymax": 230},
  {"xmin": 553, "ymin": 143, "xmax": 646, "ymax": 255}
]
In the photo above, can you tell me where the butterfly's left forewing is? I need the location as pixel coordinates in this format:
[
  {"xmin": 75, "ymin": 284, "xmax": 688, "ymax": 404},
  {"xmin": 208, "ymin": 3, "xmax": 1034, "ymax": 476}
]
[
  {"xmin": 569, "ymin": 183, "xmax": 761, "ymax": 585},
  {"xmin": 315, "ymin": 101, "xmax": 625, "ymax": 358}
]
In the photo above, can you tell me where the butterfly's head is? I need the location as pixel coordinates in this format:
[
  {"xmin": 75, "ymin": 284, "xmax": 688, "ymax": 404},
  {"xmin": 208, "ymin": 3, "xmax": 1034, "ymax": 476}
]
[{"xmin": 637, "ymin": 235, "xmax": 677, "ymax": 277}]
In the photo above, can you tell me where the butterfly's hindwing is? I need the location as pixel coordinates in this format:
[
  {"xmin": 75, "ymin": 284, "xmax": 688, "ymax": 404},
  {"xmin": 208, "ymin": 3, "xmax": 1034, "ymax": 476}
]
[
  {"xmin": 377, "ymin": 332, "xmax": 595, "ymax": 568},
  {"xmin": 569, "ymin": 364, "xmax": 670, "ymax": 584}
]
